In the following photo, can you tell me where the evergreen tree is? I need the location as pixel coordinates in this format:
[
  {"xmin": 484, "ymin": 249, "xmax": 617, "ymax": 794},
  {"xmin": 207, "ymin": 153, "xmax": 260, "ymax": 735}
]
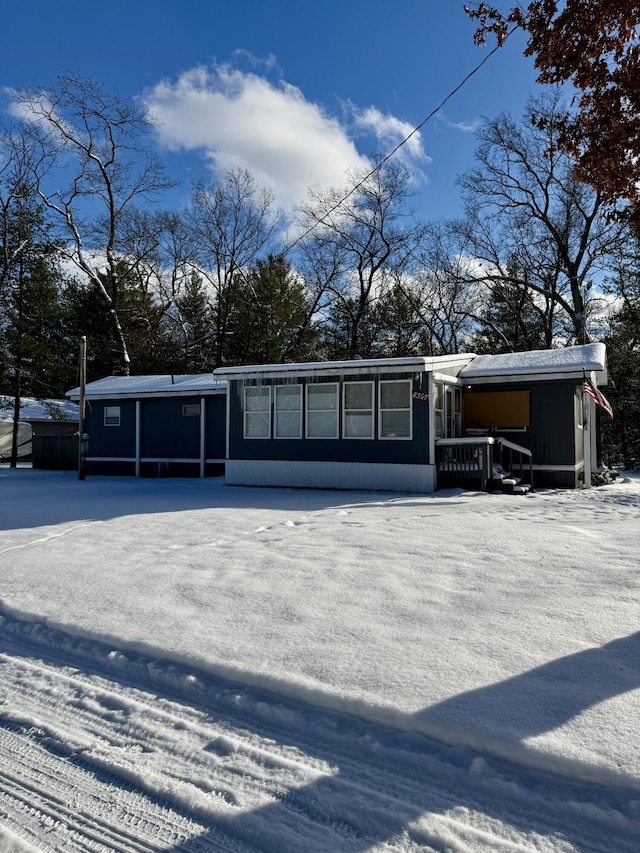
[
  {"xmin": 225, "ymin": 254, "xmax": 317, "ymax": 365},
  {"xmin": 63, "ymin": 262, "xmax": 182, "ymax": 382},
  {"xmin": 600, "ymin": 239, "xmax": 640, "ymax": 467},
  {"xmin": 0, "ymin": 189, "xmax": 75, "ymax": 464},
  {"xmin": 173, "ymin": 270, "xmax": 217, "ymax": 373}
]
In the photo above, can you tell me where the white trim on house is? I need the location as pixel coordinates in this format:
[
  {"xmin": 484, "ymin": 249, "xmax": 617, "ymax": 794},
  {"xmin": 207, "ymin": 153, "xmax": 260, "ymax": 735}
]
[
  {"xmin": 244, "ymin": 385, "xmax": 271, "ymax": 438},
  {"xmin": 225, "ymin": 459, "xmax": 437, "ymax": 493},
  {"xmin": 343, "ymin": 381, "xmax": 375, "ymax": 439},
  {"xmin": 274, "ymin": 384, "xmax": 303, "ymax": 439},
  {"xmin": 378, "ymin": 379, "xmax": 413, "ymax": 440},
  {"xmin": 305, "ymin": 382, "xmax": 339, "ymax": 439},
  {"xmin": 103, "ymin": 406, "xmax": 121, "ymax": 426},
  {"xmin": 215, "ymin": 354, "xmax": 475, "ymax": 381},
  {"xmin": 135, "ymin": 400, "xmax": 141, "ymax": 477},
  {"xmin": 86, "ymin": 456, "xmax": 226, "ymax": 462},
  {"xmin": 200, "ymin": 399, "xmax": 206, "ymax": 478}
]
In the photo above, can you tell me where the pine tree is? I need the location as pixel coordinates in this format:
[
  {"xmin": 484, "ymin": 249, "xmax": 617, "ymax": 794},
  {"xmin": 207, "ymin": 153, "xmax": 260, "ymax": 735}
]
[
  {"xmin": 0, "ymin": 189, "xmax": 75, "ymax": 464},
  {"xmin": 225, "ymin": 254, "xmax": 317, "ymax": 365}
]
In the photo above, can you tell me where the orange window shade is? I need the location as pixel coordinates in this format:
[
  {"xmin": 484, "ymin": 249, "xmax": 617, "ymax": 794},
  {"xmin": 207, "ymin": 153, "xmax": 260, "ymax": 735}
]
[{"xmin": 464, "ymin": 391, "xmax": 530, "ymax": 429}]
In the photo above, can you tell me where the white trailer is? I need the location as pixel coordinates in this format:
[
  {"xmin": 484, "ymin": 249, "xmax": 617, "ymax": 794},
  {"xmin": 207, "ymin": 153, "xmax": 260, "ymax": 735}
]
[{"xmin": 0, "ymin": 421, "xmax": 33, "ymax": 459}]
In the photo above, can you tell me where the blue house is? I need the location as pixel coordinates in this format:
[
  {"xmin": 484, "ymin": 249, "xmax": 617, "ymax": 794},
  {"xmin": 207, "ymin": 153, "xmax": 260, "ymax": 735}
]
[
  {"xmin": 214, "ymin": 344, "xmax": 609, "ymax": 493},
  {"xmin": 67, "ymin": 374, "xmax": 227, "ymax": 478},
  {"xmin": 67, "ymin": 343, "xmax": 609, "ymax": 491}
]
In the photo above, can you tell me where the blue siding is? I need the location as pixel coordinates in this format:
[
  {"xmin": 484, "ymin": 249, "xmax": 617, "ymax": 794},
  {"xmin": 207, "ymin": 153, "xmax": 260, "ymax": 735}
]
[
  {"xmin": 85, "ymin": 399, "xmax": 136, "ymax": 458},
  {"xmin": 141, "ymin": 397, "xmax": 200, "ymax": 459},
  {"xmin": 464, "ymin": 380, "xmax": 581, "ymax": 487},
  {"xmin": 206, "ymin": 395, "xmax": 226, "ymax": 459},
  {"xmin": 464, "ymin": 381, "xmax": 578, "ymax": 463},
  {"xmin": 229, "ymin": 372, "xmax": 431, "ymax": 465},
  {"xmin": 84, "ymin": 389, "xmax": 226, "ymax": 478}
]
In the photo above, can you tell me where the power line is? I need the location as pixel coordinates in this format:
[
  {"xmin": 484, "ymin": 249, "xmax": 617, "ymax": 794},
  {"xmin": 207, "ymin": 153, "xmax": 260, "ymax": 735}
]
[{"xmin": 287, "ymin": 25, "xmax": 519, "ymax": 252}]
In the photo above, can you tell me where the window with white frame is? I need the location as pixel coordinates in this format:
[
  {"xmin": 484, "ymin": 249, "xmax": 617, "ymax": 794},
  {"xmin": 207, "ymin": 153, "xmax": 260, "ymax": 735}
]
[
  {"xmin": 274, "ymin": 385, "xmax": 302, "ymax": 438},
  {"xmin": 434, "ymin": 383, "xmax": 445, "ymax": 437},
  {"xmin": 450, "ymin": 387, "xmax": 462, "ymax": 437},
  {"xmin": 379, "ymin": 380, "xmax": 412, "ymax": 439},
  {"xmin": 343, "ymin": 381, "xmax": 374, "ymax": 438},
  {"xmin": 104, "ymin": 405, "xmax": 121, "ymax": 427},
  {"xmin": 306, "ymin": 383, "xmax": 338, "ymax": 438},
  {"xmin": 434, "ymin": 383, "xmax": 462, "ymax": 438},
  {"xmin": 244, "ymin": 386, "xmax": 270, "ymax": 438}
]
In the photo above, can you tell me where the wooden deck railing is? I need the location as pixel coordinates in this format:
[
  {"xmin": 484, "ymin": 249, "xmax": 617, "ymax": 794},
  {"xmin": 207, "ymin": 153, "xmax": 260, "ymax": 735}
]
[
  {"xmin": 435, "ymin": 438, "xmax": 495, "ymax": 491},
  {"xmin": 436, "ymin": 436, "xmax": 534, "ymax": 492}
]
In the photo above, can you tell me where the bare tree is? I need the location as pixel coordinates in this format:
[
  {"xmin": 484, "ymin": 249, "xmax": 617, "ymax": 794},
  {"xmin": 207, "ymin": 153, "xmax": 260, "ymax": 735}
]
[
  {"xmin": 187, "ymin": 169, "xmax": 280, "ymax": 367},
  {"xmin": 295, "ymin": 161, "xmax": 426, "ymax": 359},
  {"xmin": 14, "ymin": 74, "xmax": 175, "ymax": 374},
  {"xmin": 444, "ymin": 92, "xmax": 630, "ymax": 346},
  {"xmin": 114, "ymin": 206, "xmax": 199, "ymax": 361}
]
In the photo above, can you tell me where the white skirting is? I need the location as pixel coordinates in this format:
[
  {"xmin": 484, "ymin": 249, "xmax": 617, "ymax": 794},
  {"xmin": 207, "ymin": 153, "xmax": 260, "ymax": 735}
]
[{"xmin": 225, "ymin": 459, "xmax": 436, "ymax": 493}]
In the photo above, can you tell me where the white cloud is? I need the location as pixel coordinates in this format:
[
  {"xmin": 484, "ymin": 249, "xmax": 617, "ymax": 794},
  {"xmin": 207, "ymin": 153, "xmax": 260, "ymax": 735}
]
[
  {"xmin": 447, "ymin": 118, "xmax": 482, "ymax": 133},
  {"xmin": 350, "ymin": 105, "xmax": 429, "ymax": 163},
  {"xmin": 143, "ymin": 64, "xmax": 372, "ymax": 214},
  {"xmin": 434, "ymin": 111, "xmax": 482, "ymax": 135}
]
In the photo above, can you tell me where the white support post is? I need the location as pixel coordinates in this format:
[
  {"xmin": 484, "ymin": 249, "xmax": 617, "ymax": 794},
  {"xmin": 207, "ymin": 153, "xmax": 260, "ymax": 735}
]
[
  {"xmin": 200, "ymin": 397, "xmax": 206, "ymax": 478},
  {"xmin": 583, "ymin": 378, "xmax": 592, "ymax": 489},
  {"xmin": 135, "ymin": 400, "xmax": 141, "ymax": 477}
]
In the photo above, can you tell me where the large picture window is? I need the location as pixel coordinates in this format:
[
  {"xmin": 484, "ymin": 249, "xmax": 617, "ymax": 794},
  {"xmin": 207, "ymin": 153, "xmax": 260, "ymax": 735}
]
[
  {"xmin": 244, "ymin": 386, "xmax": 270, "ymax": 438},
  {"xmin": 343, "ymin": 381, "xmax": 374, "ymax": 439},
  {"xmin": 306, "ymin": 383, "xmax": 338, "ymax": 438},
  {"xmin": 379, "ymin": 380, "xmax": 411, "ymax": 439},
  {"xmin": 274, "ymin": 385, "xmax": 302, "ymax": 438}
]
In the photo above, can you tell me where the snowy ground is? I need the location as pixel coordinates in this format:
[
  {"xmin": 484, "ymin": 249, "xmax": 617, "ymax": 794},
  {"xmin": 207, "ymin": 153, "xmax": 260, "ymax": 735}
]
[{"xmin": 1, "ymin": 467, "xmax": 639, "ymax": 852}]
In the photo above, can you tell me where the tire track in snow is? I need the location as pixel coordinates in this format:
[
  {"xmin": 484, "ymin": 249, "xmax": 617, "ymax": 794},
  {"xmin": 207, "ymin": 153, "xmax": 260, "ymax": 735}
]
[
  {"xmin": 2, "ymin": 617, "xmax": 640, "ymax": 852},
  {"xmin": 0, "ymin": 724, "xmax": 237, "ymax": 852}
]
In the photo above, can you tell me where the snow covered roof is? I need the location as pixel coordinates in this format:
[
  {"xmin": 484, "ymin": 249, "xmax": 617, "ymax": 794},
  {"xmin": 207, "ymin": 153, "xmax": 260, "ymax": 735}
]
[
  {"xmin": 64, "ymin": 344, "xmax": 609, "ymax": 401},
  {"xmin": 214, "ymin": 354, "xmax": 475, "ymax": 380},
  {"xmin": 459, "ymin": 343, "xmax": 608, "ymax": 385},
  {"xmin": 0, "ymin": 395, "xmax": 79, "ymax": 423},
  {"xmin": 66, "ymin": 374, "xmax": 227, "ymax": 401}
]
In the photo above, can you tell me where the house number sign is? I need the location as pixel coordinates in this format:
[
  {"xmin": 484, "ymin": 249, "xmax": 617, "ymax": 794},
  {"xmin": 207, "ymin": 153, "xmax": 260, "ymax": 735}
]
[{"xmin": 412, "ymin": 391, "xmax": 429, "ymax": 402}]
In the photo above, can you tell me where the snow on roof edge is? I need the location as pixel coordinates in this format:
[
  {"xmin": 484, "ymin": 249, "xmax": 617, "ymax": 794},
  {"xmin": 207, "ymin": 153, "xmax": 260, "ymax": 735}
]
[
  {"xmin": 460, "ymin": 343, "xmax": 607, "ymax": 380},
  {"xmin": 214, "ymin": 354, "xmax": 475, "ymax": 379},
  {"xmin": 66, "ymin": 374, "xmax": 227, "ymax": 400}
]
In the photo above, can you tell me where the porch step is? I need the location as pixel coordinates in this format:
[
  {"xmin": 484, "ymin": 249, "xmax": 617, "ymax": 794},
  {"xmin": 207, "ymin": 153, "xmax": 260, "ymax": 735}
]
[
  {"xmin": 491, "ymin": 477, "xmax": 532, "ymax": 494},
  {"xmin": 511, "ymin": 484, "xmax": 532, "ymax": 494}
]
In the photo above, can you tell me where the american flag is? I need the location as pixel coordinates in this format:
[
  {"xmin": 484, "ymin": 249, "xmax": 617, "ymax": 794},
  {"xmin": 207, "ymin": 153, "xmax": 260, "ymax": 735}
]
[{"xmin": 583, "ymin": 378, "xmax": 614, "ymax": 419}]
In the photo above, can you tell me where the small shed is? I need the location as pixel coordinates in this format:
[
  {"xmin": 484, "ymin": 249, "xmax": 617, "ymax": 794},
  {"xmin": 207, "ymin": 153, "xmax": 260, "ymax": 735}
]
[
  {"xmin": 66, "ymin": 374, "xmax": 227, "ymax": 478},
  {"xmin": 214, "ymin": 354, "xmax": 474, "ymax": 493}
]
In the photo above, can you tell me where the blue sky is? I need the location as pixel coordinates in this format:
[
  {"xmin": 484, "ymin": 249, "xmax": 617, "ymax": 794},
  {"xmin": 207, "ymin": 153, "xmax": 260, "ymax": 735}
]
[{"xmin": 1, "ymin": 1, "xmax": 542, "ymax": 222}]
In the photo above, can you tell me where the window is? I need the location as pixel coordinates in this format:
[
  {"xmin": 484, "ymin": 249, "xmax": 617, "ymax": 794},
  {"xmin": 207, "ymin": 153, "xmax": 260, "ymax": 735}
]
[
  {"xmin": 182, "ymin": 403, "xmax": 201, "ymax": 417},
  {"xmin": 434, "ymin": 383, "xmax": 463, "ymax": 438},
  {"xmin": 244, "ymin": 386, "xmax": 270, "ymax": 438},
  {"xmin": 343, "ymin": 381, "xmax": 374, "ymax": 438},
  {"xmin": 379, "ymin": 380, "xmax": 411, "ymax": 439},
  {"xmin": 306, "ymin": 383, "xmax": 338, "ymax": 438},
  {"xmin": 274, "ymin": 385, "xmax": 302, "ymax": 438},
  {"xmin": 434, "ymin": 383, "xmax": 445, "ymax": 438},
  {"xmin": 104, "ymin": 406, "xmax": 121, "ymax": 427}
]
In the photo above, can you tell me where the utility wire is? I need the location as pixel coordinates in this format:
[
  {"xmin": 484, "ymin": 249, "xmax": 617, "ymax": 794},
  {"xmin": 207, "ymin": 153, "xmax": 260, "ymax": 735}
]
[{"xmin": 287, "ymin": 25, "xmax": 519, "ymax": 252}]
